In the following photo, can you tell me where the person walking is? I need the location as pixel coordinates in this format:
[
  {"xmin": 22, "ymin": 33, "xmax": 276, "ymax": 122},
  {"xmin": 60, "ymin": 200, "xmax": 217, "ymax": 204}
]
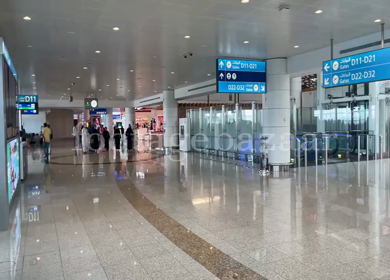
[
  {"xmin": 114, "ymin": 125, "xmax": 121, "ymax": 150},
  {"xmin": 125, "ymin": 124, "xmax": 134, "ymax": 151},
  {"xmin": 42, "ymin": 123, "xmax": 51, "ymax": 163},
  {"xmin": 103, "ymin": 127, "xmax": 110, "ymax": 151}
]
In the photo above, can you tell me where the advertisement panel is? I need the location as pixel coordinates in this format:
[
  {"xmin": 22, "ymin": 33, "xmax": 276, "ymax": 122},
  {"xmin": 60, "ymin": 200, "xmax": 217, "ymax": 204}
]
[{"xmin": 7, "ymin": 138, "xmax": 19, "ymax": 203}]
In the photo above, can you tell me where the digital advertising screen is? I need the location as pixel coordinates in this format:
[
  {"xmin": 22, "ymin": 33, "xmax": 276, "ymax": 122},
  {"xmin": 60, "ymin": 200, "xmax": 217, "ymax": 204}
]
[{"xmin": 7, "ymin": 138, "xmax": 20, "ymax": 203}]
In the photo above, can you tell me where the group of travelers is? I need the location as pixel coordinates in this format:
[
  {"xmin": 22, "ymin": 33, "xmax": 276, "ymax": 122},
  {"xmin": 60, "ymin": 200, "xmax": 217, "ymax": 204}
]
[{"xmin": 73, "ymin": 121, "xmax": 134, "ymax": 154}]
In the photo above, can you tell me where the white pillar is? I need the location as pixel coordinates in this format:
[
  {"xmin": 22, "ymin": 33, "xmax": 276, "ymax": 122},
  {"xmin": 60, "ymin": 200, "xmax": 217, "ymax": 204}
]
[
  {"xmin": 290, "ymin": 77, "xmax": 301, "ymax": 109},
  {"xmin": 264, "ymin": 58, "xmax": 290, "ymax": 166},
  {"xmin": 163, "ymin": 90, "xmax": 178, "ymax": 149},
  {"xmin": 125, "ymin": 107, "xmax": 135, "ymax": 129}
]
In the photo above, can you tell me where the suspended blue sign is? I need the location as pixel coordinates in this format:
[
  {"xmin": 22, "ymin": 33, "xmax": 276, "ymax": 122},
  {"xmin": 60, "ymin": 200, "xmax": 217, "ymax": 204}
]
[
  {"xmin": 323, "ymin": 48, "xmax": 390, "ymax": 88},
  {"xmin": 17, "ymin": 95, "xmax": 38, "ymax": 103},
  {"xmin": 217, "ymin": 59, "xmax": 266, "ymax": 93}
]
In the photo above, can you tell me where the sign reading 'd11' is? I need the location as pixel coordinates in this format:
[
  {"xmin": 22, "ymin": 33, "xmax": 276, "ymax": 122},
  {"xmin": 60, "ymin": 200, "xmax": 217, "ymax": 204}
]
[
  {"xmin": 323, "ymin": 48, "xmax": 390, "ymax": 88},
  {"xmin": 217, "ymin": 59, "xmax": 266, "ymax": 93}
]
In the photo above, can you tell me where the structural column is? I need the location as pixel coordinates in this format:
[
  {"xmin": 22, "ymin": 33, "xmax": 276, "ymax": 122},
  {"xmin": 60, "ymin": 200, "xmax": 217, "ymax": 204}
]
[
  {"xmin": 163, "ymin": 90, "xmax": 178, "ymax": 150},
  {"xmin": 125, "ymin": 107, "xmax": 135, "ymax": 129},
  {"xmin": 263, "ymin": 58, "xmax": 291, "ymax": 168}
]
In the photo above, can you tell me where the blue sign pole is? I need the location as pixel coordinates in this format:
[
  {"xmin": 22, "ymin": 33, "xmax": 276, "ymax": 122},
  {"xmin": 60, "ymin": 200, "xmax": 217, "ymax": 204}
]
[
  {"xmin": 217, "ymin": 59, "xmax": 266, "ymax": 93},
  {"xmin": 323, "ymin": 48, "xmax": 390, "ymax": 88}
]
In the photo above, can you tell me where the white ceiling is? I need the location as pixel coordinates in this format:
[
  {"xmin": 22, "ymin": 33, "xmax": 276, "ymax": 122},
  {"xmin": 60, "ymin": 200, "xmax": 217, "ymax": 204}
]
[{"xmin": 1, "ymin": 0, "xmax": 390, "ymax": 101}]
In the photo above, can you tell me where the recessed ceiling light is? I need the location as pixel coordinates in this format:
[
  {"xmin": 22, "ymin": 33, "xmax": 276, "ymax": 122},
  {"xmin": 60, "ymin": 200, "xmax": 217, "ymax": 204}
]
[
  {"xmin": 107, "ymin": 85, "xmax": 110, "ymax": 87},
  {"xmin": 23, "ymin": 16, "xmax": 31, "ymax": 21},
  {"xmin": 375, "ymin": 19, "xmax": 382, "ymax": 23},
  {"xmin": 33, "ymin": 81, "xmax": 36, "ymax": 84},
  {"xmin": 116, "ymin": 78, "xmax": 120, "ymax": 81},
  {"xmin": 171, "ymin": 72, "xmax": 175, "ymax": 74},
  {"xmin": 138, "ymin": 86, "xmax": 141, "ymax": 88},
  {"xmin": 31, "ymin": 74, "xmax": 35, "ymax": 77},
  {"xmin": 185, "ymin": 81, "xmax": 188, "ymax": 83},
  {"xmin": 128, "ymin": 90, "xmax": 130, "ymax": 92},
  {"xmin": 152, "ymin": 80, "xmax": 156, "ymax": 82},
  {"xmin": 28, "ymin": 45, "xmax": 33, "ymax": 48},
  {"xmin": 130, "ymin": 70, "xmax": 134, "ymax": 72},
  {"xmin": 95, "ymin": 50, "xmax": 101, "ymax": 54},
  {"xmin": 168, "ymin": 86, "xmax": 171, "ymax": 89},
  {"xmin": 83, "ymin": 67, "xmax": 88, "ymax": 70},
  {"xmin": 201, "ymin": 45, "xmax": 207, "ymax": 48},
  {"xmin": 98, "ymin": 89, "xmax": 102, "ymax": 91},
  {"xmin": 76, "ymin": 76, "xmax": 80, "ymax": 79},
  {"xmin": 241, "ymin": 0, "xmax": 250, "ymax": 3},
  {"xmin": 185, "ymin": 35, "xmax": 191, "ymax": 39},
  {"xmin": 294, "ymin": 45, "xmax": 299, "ymax": 48},
  {"xmin": 315, "ymin": 10, "xmax": 323, "ymax": 14},
  {"xmin": 207, "ymin": 74, "xmax": 211, "ymax": 76},
  {"xmin": 111, "ymin": 97, "xmax": 113, "ymax": 99},
  {"xmin": 154, "ymin": 91, "xmax": 157, "ymax": 93},
  {"xmin": 67, "ymin": 88, "xmax": 70, "ymax": 90},
  {"xmin": 243, "ymin": 41, "xmax": 249, "ymax": 44},
  {"xmin": 113, "ymin": 27, "xmax": 120, "ymax": 31},
  {"xmin": 153, "ymin": 56, "xmax": 157, "ymax": 58}
]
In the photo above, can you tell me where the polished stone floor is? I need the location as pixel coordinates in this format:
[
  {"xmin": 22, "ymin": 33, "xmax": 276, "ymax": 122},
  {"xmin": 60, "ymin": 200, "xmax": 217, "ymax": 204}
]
[{"xmin": 1, "ymin": 140, "xmax": 390, "ymax": 280}]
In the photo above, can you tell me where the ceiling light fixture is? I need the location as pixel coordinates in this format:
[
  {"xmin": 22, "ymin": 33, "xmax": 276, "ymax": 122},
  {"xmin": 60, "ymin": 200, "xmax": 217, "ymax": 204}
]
[
  {"xmin": 201, "ymin": 45, "xmax": 207, "ymax": 48},
  {"xmin": 95, "ymin": 50, "xmax": 101, "ymax": 54},
  {"xmin": 138, "ymin": 86, "xmax": 141, "ymax": 88},
  {"xmin": 117, "ymin": 78, "xmax": 120, "ymax": 81},
  {"xmin": 67, "ymin": 88, "xmax": 70, "ymax": 90},
  {"xmin": 294, "ymin": 45, "xmax": 299, "ymax": 48},
  {"xmin": 171, "ymin": 72, "xmax": 175, "ymax": 74},
  {"xmin": 243, "ymin": 41, "xmax": 249, "ymax": 44},
  {"xmin": 23, "ymin": 16, "xmax": 32, "ymax": 21},
  {"xmin": 128, "ymin": 90, "xmax": 130, "ymax": 92},
  {"xmin": 152, "ymin": 80, "xmax": 156, "ymax": 82},
  {"xmin": 185, "ymin": 81, "xmax": 188, "ymax": 83},
  {"xmin": 315, "ymin": 10, "xmax": 323, "ymax": 14},
  {"xmin": 130, "ymin": 70, "xmax": 134, "ymax": 72},
  {"xmin": 76, "ymin": 76, "xmax": 80, "ymax": 79},
  {"xmin": 28, "ymin": 45, "xmax": 33, "ymax": 48},
  {"xmin": 107, "ymin": 85, "xmax": 110, "ymax": 87},
  {"xmin": 185, "ymin": 35, "xmax": 191, "ymax": 39},
  {"xmin": 83, "ymin": 67, "xmax": 88, "ymax": 70},
  {"xmin": 113, "ymin": 27, "xmax": 120, "ymax": 31},
  {"xmin": 207, "ymin": 74, "xmax": 211, "ymax": 76},
  {"xmin": 154, "ymin": 91, "xmax": 157, "ymax": 93},
  {"xmin": 98, "ymin": 89, "xmax": 102, "ymax": 91},
  {"xmin": 241, "ymin": 0, "xmax": 250, "ymax": 3},
  {"xmin": 31, "ymin": 74, "xmax": 35, "ymax": 77},
  {"xmin": 375, "ymin": 19, "xmax": 382, "ymax": 23}
]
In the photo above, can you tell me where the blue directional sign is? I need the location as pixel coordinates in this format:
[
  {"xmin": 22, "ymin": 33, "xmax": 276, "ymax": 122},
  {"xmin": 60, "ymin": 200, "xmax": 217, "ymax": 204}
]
[
  {"xmin": 323, "ymin": 48, "xmax": 390, "ymax": 88},
  {"xmin": 17, "ymin": 95, "xmax": 38, "ymax": 103},
  {"xmin": 217, "ymin": 59, "xmax": 266, "ymax": 93}
]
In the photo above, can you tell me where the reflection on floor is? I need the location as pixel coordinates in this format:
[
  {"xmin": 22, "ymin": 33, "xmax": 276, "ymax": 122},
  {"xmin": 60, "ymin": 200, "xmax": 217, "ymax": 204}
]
[{"xmin": 1, "ymin": 140, "xmax": 390, "ymax": 280}]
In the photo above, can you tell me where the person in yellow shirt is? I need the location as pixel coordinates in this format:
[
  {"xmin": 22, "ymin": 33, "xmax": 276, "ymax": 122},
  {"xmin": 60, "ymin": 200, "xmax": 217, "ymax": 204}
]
[{"xmin": 42, "ymin": 123, "xmax": 51, "ymax": 163}]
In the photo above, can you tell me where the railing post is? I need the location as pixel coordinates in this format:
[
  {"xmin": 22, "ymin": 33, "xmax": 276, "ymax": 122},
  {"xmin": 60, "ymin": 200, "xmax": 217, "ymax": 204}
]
[
  {"xmin": 315, "ymin": 137, "xmax": 318, "ymax": 166},
  {"xmin": 304, "ymin": 137, "xmax": 308, "ymax": 167},
  {"xmin": 367, "ymin": 135, "xmax": 370, "ymax": 161},
  {"xmin": 358, "ymin": 135, "xmax": 361, "ymax": 162},
  {"xmin": 297, "ymin": 138, "xmax": 301, "ymax": 169}
]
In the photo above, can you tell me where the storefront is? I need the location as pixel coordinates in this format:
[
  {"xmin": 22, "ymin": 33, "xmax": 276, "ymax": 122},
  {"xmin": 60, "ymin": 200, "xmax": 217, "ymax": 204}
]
[{"xmin": 0, "ymin": 39, "xmax": 20, "ymax": 231}]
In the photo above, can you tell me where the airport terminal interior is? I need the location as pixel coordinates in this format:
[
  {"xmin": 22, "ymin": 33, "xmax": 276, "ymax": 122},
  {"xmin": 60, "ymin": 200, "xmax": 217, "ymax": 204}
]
[{"xmin": 2, "ymin": 0, "xmax": 390, "ymax": 279}]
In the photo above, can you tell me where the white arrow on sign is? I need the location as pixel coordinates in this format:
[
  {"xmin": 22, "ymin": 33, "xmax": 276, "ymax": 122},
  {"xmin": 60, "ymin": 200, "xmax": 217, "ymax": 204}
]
[
  {"xmin": 325, "ymin": 78, "xmax": 329, "ymax": 85},
  {"xmin": 324, "ymin": 63, "xmax": 330, "ymax": 72},
  {"xmin": 219, "ymin": 61, "xmax": 224, "ymax": 68},
  {"xmin": 219, "ymin": 73, "xmax": 224, "ymax": 79},
  {"xmin": 261, "ymin": 86, "xmax": 265, "ymax": 92}
]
